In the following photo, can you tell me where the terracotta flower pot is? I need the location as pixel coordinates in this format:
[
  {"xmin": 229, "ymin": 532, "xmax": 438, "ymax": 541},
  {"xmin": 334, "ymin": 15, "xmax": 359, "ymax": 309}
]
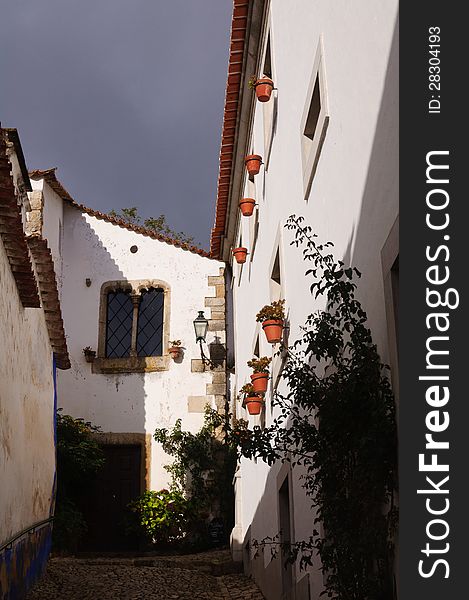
[
  {"xmin": 239, "ymin": 198, "xmax": 256, "ymax": 217},
  {"xmin": 255, "ymin": 77, "xmax": 274, "ymax": 102},
  {"xmin": 168, "ymin": 347, "xmax": 182, "ymax": 360},
  {"xmin": 232, "ymin": 247, "xmax": 248, "ymax": 264},
  {"xmin": 244, "ymin": 154, "xmax": 262, "ymax": 177},
  {"xmin": 84, "ymin": 351, "xmax": 96, "ymax": 363},
  {"xmin": 245, "ymin": 395, "xmax": 264, "ymax": 415},
  {"xmin": 262, "ymin": 319, "xmax": 284, "ymax": 344},
  {"xmin": 250, "ymin": 372, "xmax": 269, "ymax": 394}
]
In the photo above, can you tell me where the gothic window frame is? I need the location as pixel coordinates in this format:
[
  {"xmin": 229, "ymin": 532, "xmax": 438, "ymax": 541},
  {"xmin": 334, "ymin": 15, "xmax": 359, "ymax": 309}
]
[{"xmin": 94, "ymin": 279, "xmax": 171, "ymax": 374}]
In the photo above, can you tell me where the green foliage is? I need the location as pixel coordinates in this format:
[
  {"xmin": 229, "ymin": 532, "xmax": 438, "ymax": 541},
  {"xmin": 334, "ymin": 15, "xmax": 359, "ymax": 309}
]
[
  {"xmin": 255, "ymin": 299, "xmax": 285, "ymax": 322},
  {"xmin": 247, "ymin": 356, "xmax": 271, "ymax": 373},
  {"xmin": 153, "ymin": 407, "xmax": 236, "ymax": 546},
  {"xmin": 109, "ymin": 207, "xmax": 196, "ymax": 245},
  {"xmin": 53, "ymin": 410, "xmax": 105, "ymax": 552},
  {"xmin": 239, "ymin": 383, "xmax": 256, "ymax": 397},
  {"xmin": 127, "ymin": 489, "xmax": 197, "ymax": 546},
  {"xmin": 233, "ymin": 216, "xmax": 397, "ymax": 600},
  {"xmin": 248, "ymin": 75, "xmax": 257, "ymax": 90}
]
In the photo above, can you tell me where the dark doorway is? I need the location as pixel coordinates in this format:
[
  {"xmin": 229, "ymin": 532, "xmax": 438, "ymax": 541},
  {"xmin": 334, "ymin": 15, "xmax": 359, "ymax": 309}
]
[{"xmin": 79, "ymin": 444, "xmax": 142, "ymax": 551}]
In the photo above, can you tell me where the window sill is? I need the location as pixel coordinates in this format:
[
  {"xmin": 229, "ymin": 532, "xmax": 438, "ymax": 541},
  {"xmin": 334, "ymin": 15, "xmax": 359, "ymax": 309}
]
[{"xmin": 92, "ymin": 355, "xmax": 170, "ymax": 374}]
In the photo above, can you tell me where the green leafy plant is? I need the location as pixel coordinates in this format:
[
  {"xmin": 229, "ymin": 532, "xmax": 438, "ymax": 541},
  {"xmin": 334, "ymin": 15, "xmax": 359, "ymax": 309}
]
[
  {"xmin": 153, "ymin": 407, "xmax": 236, "ymax": 548},
  {"xmin": 256, "ymin": 299, "xmax": 285, "ymax": 322},
  {"xmin": 239, "ymin": 383, "xmax": 257, "ymax": 396},
  {"xmin": 127, "ymin": 489, "xmax": 196, "ymax": 547},
  {"xmin": 248, "ymin": 75, "xmax": 258, "ymax": 89},
  {"xmin": 53, "ymin": 410, "xmax": 105, "ymax": 552},
  {"xmin": 247, "ymin": 356, "xmax": 271, "ymax": 373},
  {"xmin": 109, "ymin": 207, "xmax": 196, "ymax": 245},
  {"xmin": 169, "ymin": 340, "xmax": 182, "ymax": 347},
  {"xmin": 232, "ymin": 215, "xmax": 397, "ymax": 600}
]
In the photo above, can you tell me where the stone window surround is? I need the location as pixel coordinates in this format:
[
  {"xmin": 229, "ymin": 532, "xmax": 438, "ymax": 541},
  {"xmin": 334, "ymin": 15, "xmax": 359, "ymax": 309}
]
[{"xmin": 93, "ymin": 279, "xmax": 171, "ymax": 374}]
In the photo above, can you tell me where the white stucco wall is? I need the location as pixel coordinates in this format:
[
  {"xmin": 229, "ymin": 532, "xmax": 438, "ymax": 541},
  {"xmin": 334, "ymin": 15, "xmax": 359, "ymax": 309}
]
[
  {"xmin": 0, "ymin": 189, "xmax": 56, "ymax": 545},
  {"xmin": 57, "ymin": 203, "xmax": 225, "ymax": 489},
  {"xmin": 229, "ymin": 1, "xmax": 399, "ymax": 597}
]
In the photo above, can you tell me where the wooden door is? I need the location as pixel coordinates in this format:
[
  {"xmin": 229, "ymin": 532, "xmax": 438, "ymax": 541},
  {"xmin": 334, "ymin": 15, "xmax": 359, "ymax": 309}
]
[{"xmin": 80, "ymin": 444, "xmax": 142, "ymax": 551}]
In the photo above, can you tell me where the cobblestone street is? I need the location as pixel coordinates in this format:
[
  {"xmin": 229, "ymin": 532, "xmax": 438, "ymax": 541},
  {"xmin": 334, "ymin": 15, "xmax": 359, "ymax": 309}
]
[{"xmin": 26, "ymin": 551, "xmax": 265, "ymax": 600}]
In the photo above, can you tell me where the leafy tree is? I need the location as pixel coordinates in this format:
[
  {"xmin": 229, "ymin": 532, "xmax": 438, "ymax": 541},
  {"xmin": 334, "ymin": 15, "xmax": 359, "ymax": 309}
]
[
  {"xmin": 109, "ymin": 206, "xmax": 196, "ymax": 245},
  {"xmin": 53, "ymin": 410, "xmax": 105, "ymax": 552},
  {"xmin": 231, "ymin": 215, "xmax": 397, "ymax": 600}
]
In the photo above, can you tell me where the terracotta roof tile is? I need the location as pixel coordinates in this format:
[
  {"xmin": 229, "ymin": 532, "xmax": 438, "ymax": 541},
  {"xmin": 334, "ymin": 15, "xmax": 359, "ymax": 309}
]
[
  {"xmin": 0, "ymin": 132, "xmax": 40, "ymax": 308},
  {"xmin": 29, "ymin": 169, "xmax": 214, "ymax": 259}
]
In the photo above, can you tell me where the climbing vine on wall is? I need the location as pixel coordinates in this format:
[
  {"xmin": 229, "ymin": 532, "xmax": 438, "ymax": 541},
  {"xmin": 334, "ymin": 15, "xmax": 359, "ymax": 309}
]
[
  {"xmin": 232, "ymin": 215, "xmax": 398, "ymax": 600},
  {"xmin": 154, "ymin": 407, "xmax": 237, "ymax": 545}
]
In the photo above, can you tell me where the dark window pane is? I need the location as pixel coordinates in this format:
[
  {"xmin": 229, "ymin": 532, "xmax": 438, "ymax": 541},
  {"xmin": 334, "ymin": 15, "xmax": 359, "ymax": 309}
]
[
  {"xmin": 136, "ymin": 288, "xmax": 164, "ymax": 357},
  {"xmin": 106, "ymin": 290, "xmax": 133, "ymax": 358}
]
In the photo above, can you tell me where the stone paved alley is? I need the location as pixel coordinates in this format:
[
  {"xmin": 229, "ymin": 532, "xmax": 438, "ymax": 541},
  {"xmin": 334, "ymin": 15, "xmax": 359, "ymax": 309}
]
[{"xmin": 26, "ymin": 551, "xmax": 265, "ymax": 600}]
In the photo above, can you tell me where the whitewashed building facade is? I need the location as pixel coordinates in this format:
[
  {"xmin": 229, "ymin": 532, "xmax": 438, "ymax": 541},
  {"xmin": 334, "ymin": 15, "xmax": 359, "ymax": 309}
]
[
  {"xmin": 0, "ymin": 129, "xmax": 70, "ymax": 597},
  {"xmin": 211, "ymin": 1, "xmax": 399, "ymax": 598},
  {"xmin": 27, "ymin": 169, "xmax": 227, "ymax": 549}
]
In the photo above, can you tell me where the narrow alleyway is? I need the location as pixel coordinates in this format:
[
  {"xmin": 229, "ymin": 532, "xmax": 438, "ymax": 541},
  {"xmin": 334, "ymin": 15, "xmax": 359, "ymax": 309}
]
[{"xmin": 26, "ymin": 550, "xmax": 264, "ymax": 600}]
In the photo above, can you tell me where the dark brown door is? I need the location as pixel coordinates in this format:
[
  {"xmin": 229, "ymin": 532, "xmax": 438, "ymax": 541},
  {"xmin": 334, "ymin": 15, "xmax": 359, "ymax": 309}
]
[{"xmin": 80, "ymin": 444, "xmax": 142, "ymax": 551}]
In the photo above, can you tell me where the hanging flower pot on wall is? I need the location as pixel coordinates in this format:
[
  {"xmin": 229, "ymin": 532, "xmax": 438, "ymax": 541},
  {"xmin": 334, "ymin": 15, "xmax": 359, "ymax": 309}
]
[
  {"xmin": 244, "ymin": 154, "xmax": 262, "ymax": 177},
  {"xmin": 262, "ymin": 320, "xmax": 284, "ymax": 344},
  {"xmin": 232, "ymin": 247, "xmax": 248, "ymax": 264},
  {"xmin": 240, "ymin": 383, "xmax": 264, "ymax": 416},
  {"xmin": 250, "ymin": 372, "xmax": 269, "ymax": 394},
  {"xmin": 168, "ymin": 340, "xmax": 183, "ymax": 360},
  {"xmin": 254, "ymin": 77, "xmax": 274, "ymax": 102},
  {"xmin": 83, "ymin": 347, "xmax": 96, "ymax": 363},
  {"xmin": 239, "ymin": 198, "xmax": 256, "ymax": 217},
  {"xmin": 245, "ymin": 395, "xmax": 264, "ymax": 415},
  {"xmin": 256, "ymin": 300, "xmax": 286, "ymax": 344},
  {"xmin": 247, "ymin": 356, "xmax": 271, "ymax": 394}
]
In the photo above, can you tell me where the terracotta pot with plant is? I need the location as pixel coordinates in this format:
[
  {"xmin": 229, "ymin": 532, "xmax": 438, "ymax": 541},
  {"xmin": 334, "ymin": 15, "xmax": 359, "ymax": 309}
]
[
  {"xmin": 232, "ymin": 247, "xmax": 248, "ymax": 264},
  {"xmin": 239, "ymin": 198, "xmax": 256, "ymax": 217},
  {"xmin": 256, "ymin": 299, "xmax": 285, "ymax": 344},
  {"xmin": 240, "ymin": 383, "xmax": 264, "ymax": 416},
  {"xmin": 244, "ymin": 154, "xmax": 262, "ymax": 177},
  {"xmin": 247, "ymin": 356, "xmax": 271, "ymax": 394},
  {"xmin": 249, "ymin": 74, "xmax": 274, "ymax": 103},
  {"xmin": 168, "ymin": 340, "xmax": 183, "ymax": 360},
  {"xmin": 83, "ymin": 346, "xmax": 96, "ymax": 363}
]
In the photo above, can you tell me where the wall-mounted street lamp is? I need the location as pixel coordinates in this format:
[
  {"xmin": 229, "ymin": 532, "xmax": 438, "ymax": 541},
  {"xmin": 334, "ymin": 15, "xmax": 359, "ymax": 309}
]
[{"xmin": 193, "ymin": 311, "xmax": 215, "ymax": 368}]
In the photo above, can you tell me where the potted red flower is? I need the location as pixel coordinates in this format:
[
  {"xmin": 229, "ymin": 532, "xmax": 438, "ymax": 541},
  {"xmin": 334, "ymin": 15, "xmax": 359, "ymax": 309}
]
[
  {"xmin": 240, "ymin": 383, "xmax": 264, "ymax": 416},
  {"xmin": 247, "ymin": 356, "xmax": 271, "ymax": 394},
  {"xmin": 256, "ymin": 299, "xmax": 285, "ymax": 344},
  {"xmin": 232, "ymin": 247, "xmax": 248, "ymax": 264},
  {"xmin": 244, "ymin": 154, "xmax": 262, "ymax": 177},
  {"xmin": 249, "ymin": 75, "xmax": 274, "ymax": 103},
  {"xmin": 168, "ymin": 340, "xmax": 183, "ymax": 360},
  {"xmin": 239, "ymin": 198, "xmax": 256, "ymax": 217}
]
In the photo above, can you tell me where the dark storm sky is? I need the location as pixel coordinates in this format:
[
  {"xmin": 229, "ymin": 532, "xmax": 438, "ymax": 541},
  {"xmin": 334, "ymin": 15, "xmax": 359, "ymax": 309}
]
[{"xmin": 0, "ymin": 0, "xmax": 232, "ymax": 248}]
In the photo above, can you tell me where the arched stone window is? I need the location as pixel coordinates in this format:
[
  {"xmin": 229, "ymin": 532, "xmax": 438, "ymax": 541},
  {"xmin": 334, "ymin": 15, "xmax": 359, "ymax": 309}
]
[{"xmin": 96, "ymin": 280, "xmax": 170, "ymax": 373}]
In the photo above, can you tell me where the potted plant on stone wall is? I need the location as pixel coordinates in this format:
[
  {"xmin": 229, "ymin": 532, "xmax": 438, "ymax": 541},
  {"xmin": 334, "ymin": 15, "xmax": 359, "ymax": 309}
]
[
  {"xmin": 249, "ymin": 74, "xmax": 274, "ymax": 103},
  {"xmin": 168, "ymin": 340, "xmax": 183, "ymax": 360},
  {"xmin": 83, "ymin": 346, "xmax": 96, "ymax": 363},
  {"xmin": 247, "ymin": 356, "xmax": 271, "ymax": 394},
  {"xmin": 240, "ymin": 383, "xmax": 264, "ymax": 416},
  {"xmin": 244, "ymin": 154, "xmax": 262, "ymax": 177},
  {"xmin": 256, "ymin": 299, "xmax": 285, "ymax": 344},
  {"xmin": 239, "ymin": 198, "xmax": 256, "ymax": 217},
  {"xmin": 232, "ymin": 247, "xmax": 248, "ymax": 264}
]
